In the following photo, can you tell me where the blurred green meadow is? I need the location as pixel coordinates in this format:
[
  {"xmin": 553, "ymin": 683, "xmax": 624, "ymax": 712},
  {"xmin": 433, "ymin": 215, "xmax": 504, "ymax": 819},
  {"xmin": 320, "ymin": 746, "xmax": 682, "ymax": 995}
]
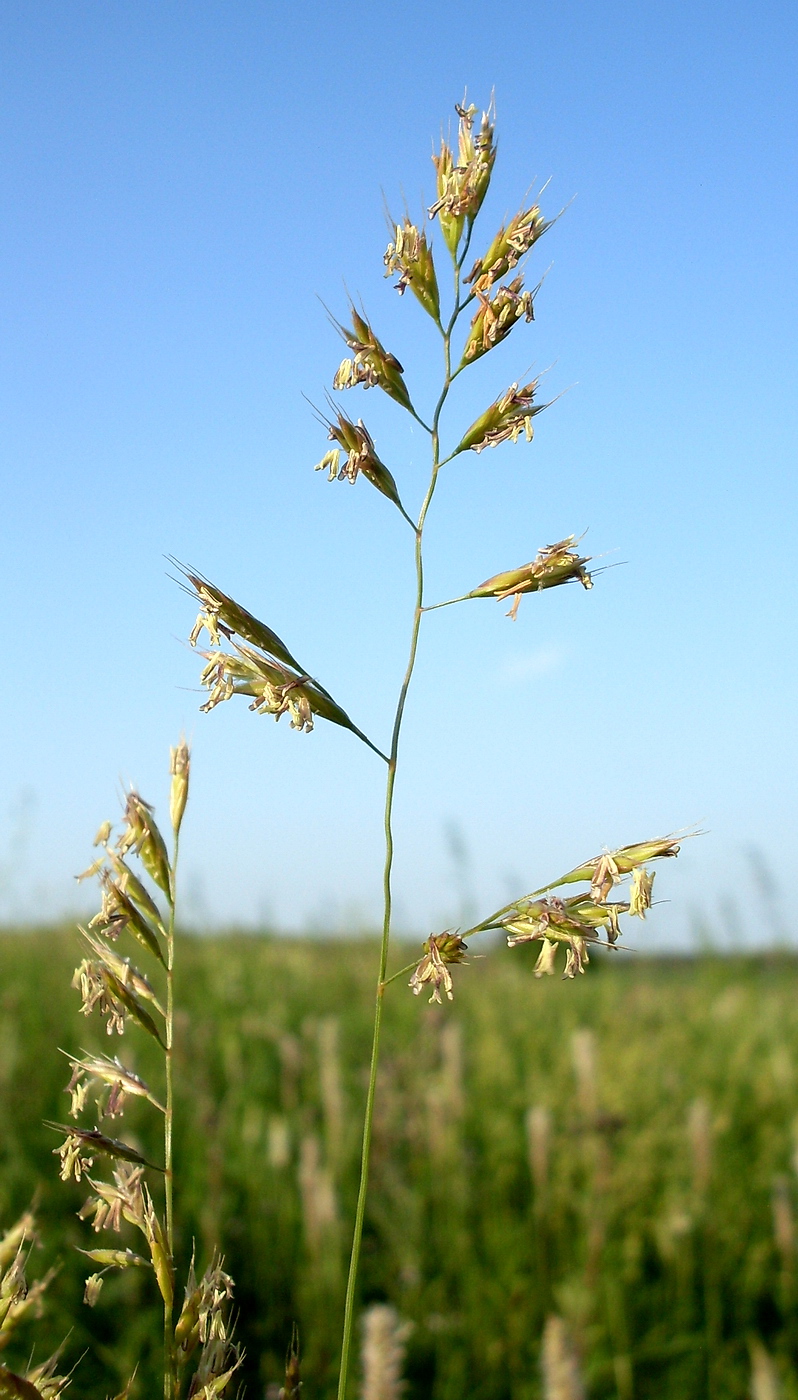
[{"xmin": 2, "ymin": 929, "xmax": 798, "ymax": 1400}]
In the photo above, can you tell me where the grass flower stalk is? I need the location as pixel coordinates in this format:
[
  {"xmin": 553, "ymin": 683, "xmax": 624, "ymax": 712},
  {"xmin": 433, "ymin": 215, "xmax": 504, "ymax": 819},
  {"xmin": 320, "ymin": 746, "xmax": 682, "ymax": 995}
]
[
  {"xmin": 178, "ymin": 94, "xmax": 693, "ymax": 1398},
  {"xmin": 55, "ymin": 743, "xmax": 241, "ymax": 1400}
]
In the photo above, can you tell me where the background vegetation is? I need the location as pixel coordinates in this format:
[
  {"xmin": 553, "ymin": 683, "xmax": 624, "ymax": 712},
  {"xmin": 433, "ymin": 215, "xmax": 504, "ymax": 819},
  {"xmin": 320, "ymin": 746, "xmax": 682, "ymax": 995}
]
[{"xmin": 2, "ymin": 930, "xmax": 798, "ymax": 1400}]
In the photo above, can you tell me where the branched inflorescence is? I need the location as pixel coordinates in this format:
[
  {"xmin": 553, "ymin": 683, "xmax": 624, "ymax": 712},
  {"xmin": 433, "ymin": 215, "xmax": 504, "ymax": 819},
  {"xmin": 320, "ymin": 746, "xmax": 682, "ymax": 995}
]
[
  {"xmin": 409, "ymin": 835, "xmax": 688, "ymax": 999},
  {"xmin": 53, "ymin": 746, "xmax": 241, "ymax": 1400},
  {"xmin": 172, "ymin": 94, "xmax": 692, "ymax": 1400}
]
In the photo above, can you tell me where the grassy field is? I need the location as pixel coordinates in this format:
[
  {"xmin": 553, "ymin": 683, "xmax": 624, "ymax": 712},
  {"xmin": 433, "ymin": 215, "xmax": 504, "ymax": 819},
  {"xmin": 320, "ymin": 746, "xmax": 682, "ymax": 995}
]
[{"xmin": 2, "ymin": 929, "xmax": 798, "ymax": 1399}]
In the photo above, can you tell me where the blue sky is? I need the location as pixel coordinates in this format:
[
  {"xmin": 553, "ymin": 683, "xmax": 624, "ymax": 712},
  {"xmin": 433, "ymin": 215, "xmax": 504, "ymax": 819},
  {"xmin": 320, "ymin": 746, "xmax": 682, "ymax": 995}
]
[{"xmin": 1, "ymin": 0, "xmax": 796, "ymax": 945}]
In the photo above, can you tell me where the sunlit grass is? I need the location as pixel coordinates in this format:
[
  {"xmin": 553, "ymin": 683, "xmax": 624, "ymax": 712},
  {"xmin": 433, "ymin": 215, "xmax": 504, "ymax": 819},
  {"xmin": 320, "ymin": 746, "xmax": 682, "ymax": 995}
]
[{"xmin": 2, "ymin": 930, "xmax": 797, "ymax": 1399}]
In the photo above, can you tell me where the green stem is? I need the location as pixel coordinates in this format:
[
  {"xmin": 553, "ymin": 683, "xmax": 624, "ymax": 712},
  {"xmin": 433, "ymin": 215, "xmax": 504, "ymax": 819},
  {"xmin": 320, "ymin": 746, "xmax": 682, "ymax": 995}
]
[
  {"xmin": 421, "ymin": 592, "xmax": 475, "ymax": 613},
  {"xmin": 408, "ymin": 405, "xmax": 434, "ymax": 435},
  {"xmin": 164, "ymin": 836, "xmax": 179, "ymax": 1400},
  {"xmin": 380, "ymin": 958, "xmax": 421, "ymax": 990},
  {"xmin": 336, "ymin": 299, "xmax": 458, "ymax": 1400}
]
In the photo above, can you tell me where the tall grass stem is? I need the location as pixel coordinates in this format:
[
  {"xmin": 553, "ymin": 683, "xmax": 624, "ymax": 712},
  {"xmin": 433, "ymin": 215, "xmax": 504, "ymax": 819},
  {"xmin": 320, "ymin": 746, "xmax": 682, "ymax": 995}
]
[
  {"xmin": 336, "ymin": 317, "xmax": 455, "ymax": 1399},
  {"xmin": 164, "ymin": 832, "xmax": 179, "ymax": 1400}
]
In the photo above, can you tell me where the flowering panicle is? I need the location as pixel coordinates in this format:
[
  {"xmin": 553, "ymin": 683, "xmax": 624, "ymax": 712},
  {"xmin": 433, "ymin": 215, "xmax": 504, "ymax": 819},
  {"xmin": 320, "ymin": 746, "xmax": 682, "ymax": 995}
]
[
  {"xmin": 465, "ymin": 203, "xmax": 550, "ymax": 294},
  {"xmin": 429, "ymin": 99, "xmax": 496, "ymax": 256},
  {"xmin": 409, "ymin": 931, "xmax": 468, "ymax": 1004},
  {"xmin": 467, "ymin": 537, "xmax": 593, "ymax": 619},
  {"xmin": 456, "ymin": 380, "xmax": 547, "ymax": 453},
  {"xmin": 315, "ymin": 410, "xmax": 406, "ymax": 513},
  {"xmin": 62, "ymin": 777, "xmax": 178, "ymax": 1330},
  {"xmin": 441, "ymin": 835, "xmax": 684, "ymax": 983},
  {"xmin": 460, "ymin": 275, "xmax": 536, "ymax": 366},
  {"xmin": 331, "ymin": 304, "xmax": 413, "ymax": 411},
  {"xmin": 54, "ymin": 750, "xmax": 247, "ymax": 1397},
  {"xmin": 383, "ymin": 218, "xmax": 440, "ymax": 322}
]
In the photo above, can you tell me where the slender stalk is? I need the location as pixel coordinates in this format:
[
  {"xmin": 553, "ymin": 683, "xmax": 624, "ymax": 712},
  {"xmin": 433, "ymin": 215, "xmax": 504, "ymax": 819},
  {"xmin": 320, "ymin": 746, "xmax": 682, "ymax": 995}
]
[
  {"xmin": 336, "ymin": 272, "xmax": 464, "ymax": 1400},
  {"xmin": 380, "ymin": 958, "xmax": 422, "ymax": 990},
  {"xmin": 163, "ymin": 835, "xmax": 179, "ymax": 1400},
  {"xmin": 421, "ymin": 592, "xmax": 474, "ymax": 613}
]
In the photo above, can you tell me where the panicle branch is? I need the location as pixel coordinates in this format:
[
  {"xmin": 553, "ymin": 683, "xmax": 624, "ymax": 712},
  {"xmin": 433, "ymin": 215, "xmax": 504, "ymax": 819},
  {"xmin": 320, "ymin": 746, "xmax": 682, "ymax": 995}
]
[{"xmin": 406, "ymin": 836, "xmax": 687, "ymax": 998}]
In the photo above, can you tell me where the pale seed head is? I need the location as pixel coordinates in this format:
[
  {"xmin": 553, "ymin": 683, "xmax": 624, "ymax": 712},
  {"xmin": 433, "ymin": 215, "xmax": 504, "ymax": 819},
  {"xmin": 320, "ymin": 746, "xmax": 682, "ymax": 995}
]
[
  {"xmin": 541, "ymin": 1315, "xmax": 586, "ymax": 1400},
  {"xmin": 360, "ymin": 1303, "xmax": 411, "ymax": 1400}
]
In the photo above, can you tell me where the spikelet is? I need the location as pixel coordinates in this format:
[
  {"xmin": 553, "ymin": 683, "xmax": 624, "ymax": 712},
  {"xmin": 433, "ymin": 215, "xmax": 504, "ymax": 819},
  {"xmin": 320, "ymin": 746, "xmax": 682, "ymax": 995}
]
[
  {"xmin": 409, "ymin": 932, "xmax": 468, "ymax": 1004},
  {"xmin": 466, "ymin": 537, "xmax": 593, "ymax": 619}
]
